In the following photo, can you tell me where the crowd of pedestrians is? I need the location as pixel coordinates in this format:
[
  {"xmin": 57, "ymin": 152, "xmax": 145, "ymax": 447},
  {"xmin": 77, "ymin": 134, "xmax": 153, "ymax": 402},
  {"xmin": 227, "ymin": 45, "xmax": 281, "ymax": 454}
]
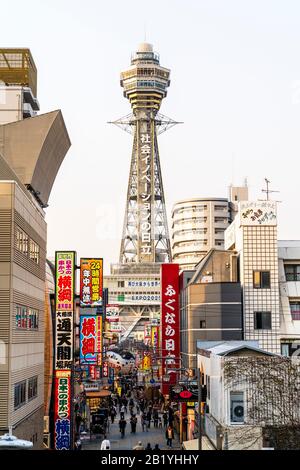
[{"xmin": 97, "ymin": 381, "xmax": 177, "ymax": 451}]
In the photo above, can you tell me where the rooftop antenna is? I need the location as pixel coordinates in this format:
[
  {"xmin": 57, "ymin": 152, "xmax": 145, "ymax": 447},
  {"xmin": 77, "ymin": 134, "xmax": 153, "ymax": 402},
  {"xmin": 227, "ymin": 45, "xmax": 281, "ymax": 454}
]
[{"xmin": 261, "ymin": 178, "xmax": 280, "ymax": 201}]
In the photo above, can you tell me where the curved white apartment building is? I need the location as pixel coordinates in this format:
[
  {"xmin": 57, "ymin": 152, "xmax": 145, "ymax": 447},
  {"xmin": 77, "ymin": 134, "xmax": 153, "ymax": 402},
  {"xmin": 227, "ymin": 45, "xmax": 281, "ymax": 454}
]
[{"xmin": 172, "ymin": 198, "xmax": 231, "ymax": 270}]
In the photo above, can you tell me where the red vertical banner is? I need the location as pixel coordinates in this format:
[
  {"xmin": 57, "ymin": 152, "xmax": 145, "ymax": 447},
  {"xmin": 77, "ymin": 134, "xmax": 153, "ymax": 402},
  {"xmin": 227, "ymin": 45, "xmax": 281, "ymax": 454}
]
[
  {"xmin": 161, "ymin": 263, "xmax": 180, "ymax": 395},
  {"xmin": 103, "ymin": 361, "xmax": 109, "ymax": 378}
]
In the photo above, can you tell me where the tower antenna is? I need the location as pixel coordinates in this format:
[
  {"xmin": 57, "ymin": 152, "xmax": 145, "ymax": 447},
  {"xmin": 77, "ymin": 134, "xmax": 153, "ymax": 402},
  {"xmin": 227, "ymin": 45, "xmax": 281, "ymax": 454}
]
[{"xmin": 261, "ymin": 178, "xmax": 280, "ymax": 201}]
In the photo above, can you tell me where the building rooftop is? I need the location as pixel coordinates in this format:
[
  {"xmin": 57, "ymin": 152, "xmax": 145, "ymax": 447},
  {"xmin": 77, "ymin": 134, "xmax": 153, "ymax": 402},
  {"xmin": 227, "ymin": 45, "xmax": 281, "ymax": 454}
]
[
  {"xmin": 197, "ymin": 340, "xmax": 276, "ymax": 357},
  {"xmin": 0, "ymin": 48, "xmax": 37, "ymax": 97}
]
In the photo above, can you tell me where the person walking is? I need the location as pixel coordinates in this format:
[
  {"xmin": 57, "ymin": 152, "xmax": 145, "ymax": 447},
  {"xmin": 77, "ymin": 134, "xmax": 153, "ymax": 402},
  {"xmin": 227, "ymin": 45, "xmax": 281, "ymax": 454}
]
[
  {"xmin": 163, "ymin": 411, "xmax": 168, "ymax": 428},
  {"xmin": 110, "ymin": 407, "xmax": 116, "ymax": 424},
  {"xmin": 120, "ymin": 404, "xmax": 126, "ymax": 420},
  {"xmin": 133, "ymin": 441, "xmax": 144, "ymax": 450},
  {"xmin": 141, "ymin": 413, "xmax": 148, "ymax": 432},
  {"xmin": 153, "ymin": 410, "xmax": 159, "ymax": 428},
  {"xmin": 130, "ymin": 414, "xmax": 137, "ymax": 434},
  {"xmin": 100, "ymin": 435, "xmax": 111, "ymax": 450},
  {"xmin": 166, "ymin": 425, "xmax": 174, "ymax": 448},
  {"xmin": 146, "ymin": 409, "xmax": 152, "ymax": 429},
  {"xmin": 158, "ymin": 416, "xmax": 162, "ymax": 428},
  {"xmin": 119, "ymin": 418, "xmax": 127, "ymax": 438}
]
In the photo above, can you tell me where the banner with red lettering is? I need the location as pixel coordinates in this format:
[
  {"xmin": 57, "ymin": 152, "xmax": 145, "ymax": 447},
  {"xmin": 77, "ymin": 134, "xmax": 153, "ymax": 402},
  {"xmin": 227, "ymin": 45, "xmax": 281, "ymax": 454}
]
[{"xmin": 161, "ymin": 263, "xmax": 180, "ymax": 395}]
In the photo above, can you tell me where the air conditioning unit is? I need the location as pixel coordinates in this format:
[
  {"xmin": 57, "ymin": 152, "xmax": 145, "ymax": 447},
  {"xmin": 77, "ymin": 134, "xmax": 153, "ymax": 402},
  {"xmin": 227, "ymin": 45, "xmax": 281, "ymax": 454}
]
[{"xmin": 230, "ymin": 392, "xmax": 244, "ymax": 424}]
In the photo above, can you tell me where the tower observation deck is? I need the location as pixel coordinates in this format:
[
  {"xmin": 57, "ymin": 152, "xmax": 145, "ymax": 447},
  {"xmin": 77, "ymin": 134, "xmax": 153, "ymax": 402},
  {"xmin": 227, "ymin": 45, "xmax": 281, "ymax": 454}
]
[{"xmin": 116, "ymin": 42, "xmax": 176, "ymax": 264}]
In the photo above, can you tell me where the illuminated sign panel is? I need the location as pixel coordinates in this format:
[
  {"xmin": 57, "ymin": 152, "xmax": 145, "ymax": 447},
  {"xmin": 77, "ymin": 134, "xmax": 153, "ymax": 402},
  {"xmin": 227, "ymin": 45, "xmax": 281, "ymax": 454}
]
[
  {"xmin": 54, "ymin": 370, "xmax": 71, "ymax": 450},
  {"xmin": 80, "ymin": 258, "xmax": 103, "ymax": 306},
  {"xmin": 55, "ymin": 252, "xmax": 75, "ymax": 312},
  {"xmin": 80, "ymin": 315, "xmax": 102, "ymax": 365},
  {"xmin": 106, "ymin": 304, "xmax": 119, "ymax": 321}
]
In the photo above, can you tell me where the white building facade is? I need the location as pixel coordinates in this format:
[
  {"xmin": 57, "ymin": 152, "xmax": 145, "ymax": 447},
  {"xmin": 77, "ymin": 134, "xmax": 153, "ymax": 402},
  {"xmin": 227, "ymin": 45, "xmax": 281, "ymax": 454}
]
[
  {"xmin": 278, "ymin": 241, "xmax": 300, "ymax": 356},
  {"xmin": 225, "ymin": 201, "xmax": 281, "ymax": 354},
  {"xmin": 172, "ymin": 198, "xmax": 231, "ymax": 270}
]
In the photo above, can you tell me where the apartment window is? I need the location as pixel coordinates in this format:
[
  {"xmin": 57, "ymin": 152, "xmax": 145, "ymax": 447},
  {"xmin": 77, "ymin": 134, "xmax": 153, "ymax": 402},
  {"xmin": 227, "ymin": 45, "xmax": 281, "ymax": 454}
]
[
  {"xmin": 16, "ymin": 304, "xmax": 27, "ymax": 328},
  {"xmin": 28, "ymin": 376, "xmax": 38, "ymax": 401},
  {"xmin": 254, "ymin": 311, "xmax": 272, "ymax": 330},
  {"xmin": 215, "ymin": 217, "xmax": 227, "ymax": 223},
  {"xmin": 253, "ymin": 270, "xmax": 271, "ymax": 289},
  {"xmin": 214, "ymin": 205, "xmax": 227, "ymax": 211},
  {"xmin": 200, "ymin": 320, "xmax": 206, "ymax": 329},
  {"xmin": 29, "ymin": 239, "xmax": 40, "ymax": 264},
  {"xmin": 285, "ymin": 265, "xmax": 300, "ymax": 281},
  {"xmin": 230, "ymin": 392, "xmax": 244, "ymax": 424},
  {"xmin": 215, "ymin": 228, "xmax": 225, "ymax": 234},
  {"xmin": 290, "ymin": 302, "xmax": 300, "ymax": 321},
  {"xmin": 14, "ymin": 381, "xmax": 27, "ymax": 409},
  {"xmin": 16, "ymin": 305, "xmax": 39, "ymax": 330},
  {"xmin": 28, "ymin": 308, "xmax": 39, "ymax": 329},
  {"xmin": 16, "ymin": 227, "xmax": 28, "ymax": 256},
  {"xmin": 281, "ymin": 342, "xmax": 300, "ymax": 357},
  {"xmin": 117, "ymin": 281, "xmax": 125, "ymax": 288},
  {"xmin": 215, "ymin": 240, "xmax": 224, "ymax": 246}
]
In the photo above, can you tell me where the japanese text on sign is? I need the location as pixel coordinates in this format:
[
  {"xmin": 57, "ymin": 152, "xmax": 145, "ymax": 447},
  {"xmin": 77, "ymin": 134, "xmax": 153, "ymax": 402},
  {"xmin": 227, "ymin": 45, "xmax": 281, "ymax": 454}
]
[{"xmin": 80, "ymin": 259, "xmax": 103, "ymax": 306}]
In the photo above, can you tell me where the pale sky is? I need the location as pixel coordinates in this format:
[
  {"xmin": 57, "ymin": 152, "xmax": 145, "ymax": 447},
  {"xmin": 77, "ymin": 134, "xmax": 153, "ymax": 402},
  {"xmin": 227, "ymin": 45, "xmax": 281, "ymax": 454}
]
[{"xmin": 2, "ymin": 0, "xmax": 300, "ymax": 273}]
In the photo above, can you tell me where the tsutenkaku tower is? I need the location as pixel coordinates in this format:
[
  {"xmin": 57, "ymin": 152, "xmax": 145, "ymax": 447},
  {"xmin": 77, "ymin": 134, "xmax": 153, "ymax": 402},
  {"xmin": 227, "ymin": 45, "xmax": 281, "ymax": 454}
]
[{"xmin": 112, "ymin": 43, "xmax": 180, "ymax": 264}]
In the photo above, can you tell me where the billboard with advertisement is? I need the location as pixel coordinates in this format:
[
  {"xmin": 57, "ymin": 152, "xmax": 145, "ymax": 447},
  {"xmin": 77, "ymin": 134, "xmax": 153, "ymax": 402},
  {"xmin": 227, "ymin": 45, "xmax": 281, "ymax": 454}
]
[
  {"xmin": 106, "ymin": 304, "xmax": 119, "ymax": 321},
  {"xmin": 80, "ymin": 315, "xmax": 102, "ymax": 365},
  {"xmin": 54, "ymin": 370, "xmax": 71, "ymax": 450},
  {"xmin": 161, "ymin": 263, "xmax": 180, "ymax": 395},
  {"xmin": 151, "ymin": 325, "xmax": 159, "ymax": 350},
  {"xmin": 239, "ymin": 201, "xmax": 277, "ymax": 227},
  {"xmin": 80, "ymin": 258, "xmax": 103, "ymax": 307},
  {"xmin": 55, "ymin": 252, "xmax": 75, "ymax": 312},
  {"xmin": 143, "ymin": 351, "xmax": 152, "ymax": 371}
]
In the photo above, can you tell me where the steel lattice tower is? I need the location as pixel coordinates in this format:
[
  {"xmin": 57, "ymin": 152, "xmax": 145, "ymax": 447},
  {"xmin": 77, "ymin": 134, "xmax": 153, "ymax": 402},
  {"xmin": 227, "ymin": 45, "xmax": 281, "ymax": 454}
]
[{"xmin": 110, "ymin": 43, "xmax": 180, "ymax": 264}]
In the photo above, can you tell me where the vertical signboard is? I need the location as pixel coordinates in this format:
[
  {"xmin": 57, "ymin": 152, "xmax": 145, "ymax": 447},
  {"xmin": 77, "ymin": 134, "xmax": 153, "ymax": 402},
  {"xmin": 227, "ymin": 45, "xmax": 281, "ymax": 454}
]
[
  {"xmin": 54, "ymin": 370, "xmax": 71, "ymax": 450},
  {"xmin": 138, "ymin": 127, "xmax": 153, "ymax": 262},
  {"xmin": 80, "ymin": 258, "xmax": 103, "ymax": 306},
  {"xmin": 144, "ymin": 322, "xmax": 152, "ymax": 346},
  {"xmin": 151, "ymin": 325, "xmax": 159, "ymax": 351},
  {"xmin": 103, "ymin": 361, "xmax": 109, "ymax": 378},
  {"xmin": 55, "ymin": 252, "xmax": 75, "ymax": 312},
  {"xmin": 54, "ymin": 252, "xmax": 75, "ymax": 451},
  {"xmin": 80, "ymin": 315, "xmax": 102, "ymax": 365},
  {"xmin": 143, "ymin": 350, "xmax": 152, "ymax": 371},
  {"xmin": 161, "ymin": 263, "xmax": 180, "ymax": 395}
]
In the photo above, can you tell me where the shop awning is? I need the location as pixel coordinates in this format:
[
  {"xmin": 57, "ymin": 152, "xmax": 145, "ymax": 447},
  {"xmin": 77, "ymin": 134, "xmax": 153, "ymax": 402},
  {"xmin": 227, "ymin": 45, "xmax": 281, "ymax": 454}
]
[{"xmin": 86, "ymin": 390, "xmax": 112, "ymax": 398}]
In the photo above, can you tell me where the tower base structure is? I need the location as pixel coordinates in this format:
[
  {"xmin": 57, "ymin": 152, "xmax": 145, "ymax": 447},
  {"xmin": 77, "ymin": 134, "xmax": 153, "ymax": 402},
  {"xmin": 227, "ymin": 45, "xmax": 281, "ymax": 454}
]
[{"xmin": 104, "ymin": 263, "xmax": 161, "ymax": 341}]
